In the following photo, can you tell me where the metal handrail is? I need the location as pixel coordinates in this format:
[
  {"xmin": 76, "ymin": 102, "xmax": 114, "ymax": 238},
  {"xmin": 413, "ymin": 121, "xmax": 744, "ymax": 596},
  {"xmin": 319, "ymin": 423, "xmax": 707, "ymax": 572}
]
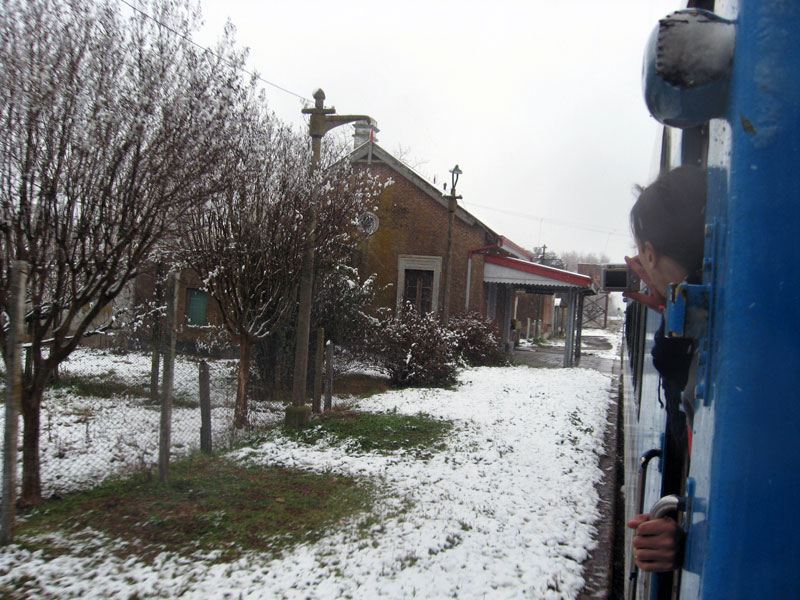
[{"xmin": 627, "ymin": 449, "xmax": 662, "ymax": 600}]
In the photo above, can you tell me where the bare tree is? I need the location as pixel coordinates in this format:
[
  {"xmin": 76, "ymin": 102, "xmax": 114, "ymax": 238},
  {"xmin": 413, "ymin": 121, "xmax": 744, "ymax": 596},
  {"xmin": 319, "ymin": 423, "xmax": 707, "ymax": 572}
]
[
  {"xmin": 529, "ymin": 245, "xmax": 567, "ymax": 270},
  {"xmin": 182, "ymin": 112, "xmax": 307, "ymax": 428},
  {"xmin": 182, "ymin": 112, "xmax": 381, "ymax": 427},
  {"xmin": 560, "ymin": 250, "xmax": 611, "ymax": 272},
  {"xmin": 0, "ymin": 0, "xmax": 245, "ymax": 504}
]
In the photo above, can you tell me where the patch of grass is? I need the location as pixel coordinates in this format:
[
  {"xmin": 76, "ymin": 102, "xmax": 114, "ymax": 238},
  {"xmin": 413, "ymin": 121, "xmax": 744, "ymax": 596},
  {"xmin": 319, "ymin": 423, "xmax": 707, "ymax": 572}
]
[
  {"xmin": 17, "ymin": 453, "xmax": 374, "ymax": 563},
  {"xmin": 287, "ymin": 410, "xmax": 452, "ymax": 455}
]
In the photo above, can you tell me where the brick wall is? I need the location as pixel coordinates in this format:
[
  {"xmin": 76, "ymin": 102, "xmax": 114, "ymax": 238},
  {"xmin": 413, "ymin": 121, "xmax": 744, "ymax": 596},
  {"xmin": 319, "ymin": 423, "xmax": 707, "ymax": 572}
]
[
  {"xmin": 133, "ymin": 267, "xmax": 225, "ymax": 347},
  {"xmin": 356, "ymin": 162, "xmax": 494, "ymax": 318}
]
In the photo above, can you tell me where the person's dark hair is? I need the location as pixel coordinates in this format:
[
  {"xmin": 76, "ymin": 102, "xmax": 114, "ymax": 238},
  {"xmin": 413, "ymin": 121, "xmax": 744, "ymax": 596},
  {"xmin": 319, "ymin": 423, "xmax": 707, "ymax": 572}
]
[{"xmin": 630, "ymin": 165, "xmax": 707, "ymax": 274}]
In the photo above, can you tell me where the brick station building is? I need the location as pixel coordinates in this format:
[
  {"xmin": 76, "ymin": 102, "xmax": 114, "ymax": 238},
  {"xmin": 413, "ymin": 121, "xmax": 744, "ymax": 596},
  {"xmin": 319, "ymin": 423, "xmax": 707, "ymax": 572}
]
[{"xmin": 349, "ymin": 125, "xmax": 595, "ymax": 366}]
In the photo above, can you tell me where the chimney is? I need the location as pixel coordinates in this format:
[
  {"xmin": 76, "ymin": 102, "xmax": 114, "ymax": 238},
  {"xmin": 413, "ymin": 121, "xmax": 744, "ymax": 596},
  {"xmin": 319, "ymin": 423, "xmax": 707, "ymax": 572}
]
[{"xmin": 353, "ymin": 121, "xmax": 379, "ymax": 149}]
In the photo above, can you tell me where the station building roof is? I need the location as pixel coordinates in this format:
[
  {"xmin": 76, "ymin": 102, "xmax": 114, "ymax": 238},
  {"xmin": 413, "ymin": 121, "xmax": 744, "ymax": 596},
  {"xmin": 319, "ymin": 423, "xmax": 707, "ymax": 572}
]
[{"xmin": 483, "ymin": 254, "xmax": 596, "ymax": 294}]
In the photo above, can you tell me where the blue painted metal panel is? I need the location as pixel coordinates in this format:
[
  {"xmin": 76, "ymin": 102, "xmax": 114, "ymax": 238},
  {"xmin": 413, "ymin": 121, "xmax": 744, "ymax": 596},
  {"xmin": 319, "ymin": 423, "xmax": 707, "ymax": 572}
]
[
  {"xmin": 684, "ymin": 1, "xmax": 800, "ymax": 598},
  {"xmin": 623, "ymin": 308, "xmax": 666, "ymax": 600}
]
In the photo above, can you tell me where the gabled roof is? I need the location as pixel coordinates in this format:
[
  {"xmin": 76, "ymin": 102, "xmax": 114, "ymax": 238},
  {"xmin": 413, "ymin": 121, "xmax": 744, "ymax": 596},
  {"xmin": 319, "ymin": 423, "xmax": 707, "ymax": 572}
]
[
  {"xmin": 350, "ymin": 141, "xmax": 594, "ymax": 294},
  {"xmin": 484, "ymin": 254, "xmax": 596, "ymax": 293},
  {"xmin": 350, "ymin": 142, "xmax": 499, "ymax": 236}
]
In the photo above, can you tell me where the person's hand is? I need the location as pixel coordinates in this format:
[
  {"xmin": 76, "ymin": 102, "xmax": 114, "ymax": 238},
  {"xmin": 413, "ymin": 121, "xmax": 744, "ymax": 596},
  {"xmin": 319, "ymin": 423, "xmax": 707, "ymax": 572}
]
[
  {"xmin": 627, "ymin": 513, "xmax": 682, "ymax": 572},
  {"xmin": 622, "ymin": 255, "xmax": 666, "ymax": 313}
]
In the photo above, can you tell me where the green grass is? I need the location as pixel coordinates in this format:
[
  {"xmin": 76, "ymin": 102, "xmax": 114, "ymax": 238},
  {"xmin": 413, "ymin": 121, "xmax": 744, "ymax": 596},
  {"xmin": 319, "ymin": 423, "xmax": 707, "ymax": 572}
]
[
  {"xmin": 16, "ymin": 453, "xmax": 374, "ymax": 564},
  {"xmin": 285, "ymin": 410, "xmax": 453, "ymax": 455}
]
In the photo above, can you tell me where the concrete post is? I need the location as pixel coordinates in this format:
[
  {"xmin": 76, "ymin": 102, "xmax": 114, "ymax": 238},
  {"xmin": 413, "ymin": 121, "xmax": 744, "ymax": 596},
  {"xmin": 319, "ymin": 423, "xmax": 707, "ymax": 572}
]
[
  {"xmin": 199, "ymin": 360, "xmax": 212, "ymax": 454},
  {"xmin": 312, "ymin": 328, "xmax": 324, "ymax": 414},
  {"xmin": 324, "ymin": 341, "xmax": 333, "ymax": 412},
  {"xmin": 158, "ymin": 272, "xmax": 178, "ymax": 485},
  {"xmin": 574, "ymin": 293, "xmax": 585, "ymax": 367},
  {"xmin": 1, "ymin": 262, "xmax": 29, "ymax": 545},
  {"xmin": 563, "ymin": 290, "xmax": 576, "ymax": 367}
]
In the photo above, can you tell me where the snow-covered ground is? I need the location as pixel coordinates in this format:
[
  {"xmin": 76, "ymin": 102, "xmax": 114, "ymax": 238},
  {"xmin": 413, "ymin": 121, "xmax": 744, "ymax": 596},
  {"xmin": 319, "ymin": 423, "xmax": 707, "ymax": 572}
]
[
  {"xmin": 0, "ymin": 329, "xmax": 621, "ymax": 600},
  {"xmin": 1, "ymin": 348, "xmax": 281, "ymax": 500}
]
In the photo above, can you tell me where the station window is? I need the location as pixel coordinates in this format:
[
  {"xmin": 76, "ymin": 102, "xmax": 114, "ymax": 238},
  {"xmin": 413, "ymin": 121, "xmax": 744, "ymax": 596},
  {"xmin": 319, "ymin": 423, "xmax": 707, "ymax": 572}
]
[
  {"xmin": 404, "ymin": 269, "xmax": 434, "ymax": 313},
  {"xmin": 186, "ymin": 288, "xmax": 208, "ymax": 326},
  {"xmin": 396, "ymin": 255, "xmax": 442, "ymax": 313}
]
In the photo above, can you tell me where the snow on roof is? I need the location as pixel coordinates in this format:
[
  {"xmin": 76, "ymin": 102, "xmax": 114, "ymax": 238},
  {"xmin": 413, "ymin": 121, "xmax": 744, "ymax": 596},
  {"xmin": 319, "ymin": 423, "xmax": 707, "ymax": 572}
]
[{"xmin": 496, "ymin": 236, "xmax": 537, "ymax": 262}]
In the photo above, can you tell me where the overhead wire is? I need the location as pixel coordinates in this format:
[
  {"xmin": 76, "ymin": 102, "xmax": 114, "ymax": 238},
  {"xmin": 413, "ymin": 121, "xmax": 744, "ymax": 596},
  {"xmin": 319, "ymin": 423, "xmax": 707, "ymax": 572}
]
[
  {"xmin": 116, "ymin": 0, "xmax": 312, "ymax": 105},
  {"xmin": 460, "ymin": 200, "xmax": 630, "ymax": 238},
  {"xmin": 46, "ymin": 0, "xmax": 633, "ymax": 249}
]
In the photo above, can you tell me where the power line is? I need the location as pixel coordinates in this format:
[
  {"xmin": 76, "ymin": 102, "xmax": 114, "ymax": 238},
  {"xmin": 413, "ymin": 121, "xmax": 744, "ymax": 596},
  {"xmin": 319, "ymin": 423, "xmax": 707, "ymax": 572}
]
[
  {"xmin": 460, "ymin": 200, "xmax": 630, "ymax": 238},
  {"xmin": 116, "ymin": 0, "xmax": 312, "ymax": 104}
]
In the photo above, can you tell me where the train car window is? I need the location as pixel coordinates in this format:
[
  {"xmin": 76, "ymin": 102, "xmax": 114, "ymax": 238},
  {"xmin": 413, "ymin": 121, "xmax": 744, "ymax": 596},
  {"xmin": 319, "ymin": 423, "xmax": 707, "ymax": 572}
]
[
  {"xmin": 659, "ymin": 127, "xmax": 672, "ymax": 173},
  {"xmin": 682, "ymin": 124, "xmax": 709, "ymax": 167},
  {"xmin": 687, "ymin": 0, "xmax": 715, "ymax": 10}
]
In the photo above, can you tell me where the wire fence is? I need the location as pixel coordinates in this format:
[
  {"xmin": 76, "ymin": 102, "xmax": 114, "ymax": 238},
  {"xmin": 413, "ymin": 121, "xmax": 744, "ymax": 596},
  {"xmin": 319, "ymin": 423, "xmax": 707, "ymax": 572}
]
[{"xmin": 1, "ymin": 345, "xmax": 288, "ymax": 502}]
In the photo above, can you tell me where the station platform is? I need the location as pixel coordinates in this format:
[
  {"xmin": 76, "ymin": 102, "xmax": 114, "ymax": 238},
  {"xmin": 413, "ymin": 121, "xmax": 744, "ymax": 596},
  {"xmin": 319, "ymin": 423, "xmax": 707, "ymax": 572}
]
[{"xmin": 511, "ymin": 329, "xmax": 624, "ymax": 599}]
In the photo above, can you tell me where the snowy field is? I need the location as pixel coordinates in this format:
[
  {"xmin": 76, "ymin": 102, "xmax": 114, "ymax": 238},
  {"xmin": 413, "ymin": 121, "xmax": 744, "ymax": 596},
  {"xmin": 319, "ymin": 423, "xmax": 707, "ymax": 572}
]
[{"xmin": 0, "ymin": 336, "xmax": 620, "ymax": 600}]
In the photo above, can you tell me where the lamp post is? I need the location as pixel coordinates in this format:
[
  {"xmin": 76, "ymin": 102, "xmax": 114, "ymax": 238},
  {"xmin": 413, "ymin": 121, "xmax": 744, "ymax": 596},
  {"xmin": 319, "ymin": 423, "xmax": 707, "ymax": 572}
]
[
  {"xmin": 442, "ymin": 165, "xmax": 462, "ymax": 323},
  {"xmin": 286, "ymin": 89, "xmax": 375, "ymax": 428}
]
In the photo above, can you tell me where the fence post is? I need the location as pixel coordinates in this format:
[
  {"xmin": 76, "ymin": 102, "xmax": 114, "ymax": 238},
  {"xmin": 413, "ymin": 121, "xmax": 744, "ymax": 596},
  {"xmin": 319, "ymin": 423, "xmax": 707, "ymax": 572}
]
[
  {"xmin": 312, "ymin": 327, "xmax": 324, "ymax": 414},
  {"xmin": 199, "ymin": 360, "xmax": 212, "ymax": 454},
  {"xmin": 324, "ymin": 341, "xmax": 333, "ymax": 412},
  {"xmin": 159, "ymin": 272, "xmax": 179, "ymax": 485},
  {"xmin": 1, "ymin": 262, "xmax": 28, "ymax": 545},
  {"xmin": 149, "ymin": 262, "xmax": 164, "ymax": 403}
]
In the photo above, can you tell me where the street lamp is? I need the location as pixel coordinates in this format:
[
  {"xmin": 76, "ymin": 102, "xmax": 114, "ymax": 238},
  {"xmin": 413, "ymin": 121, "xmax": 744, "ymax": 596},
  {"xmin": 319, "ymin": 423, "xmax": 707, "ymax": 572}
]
[
  {"xmin": 286, "ymin": 89, "xmax": 375, "ymax": 428},
  {"xmin": 450, "ymin": 164, "xmax": 462, "ymax": 196},
  {"xmin": 442, "ymin": 164, "xmax": 462, "ymax": 322}
]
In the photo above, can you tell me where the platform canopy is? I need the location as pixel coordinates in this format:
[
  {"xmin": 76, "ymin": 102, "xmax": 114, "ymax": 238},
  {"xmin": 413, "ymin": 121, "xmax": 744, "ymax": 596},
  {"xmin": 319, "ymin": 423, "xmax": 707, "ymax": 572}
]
[
  {"xmin": 484, "ymin": 254, "xmax": 595, "ymax": 293},
  {"xmin": 483, "ymin": 254, "xmax": 596, "ymax": 367}
]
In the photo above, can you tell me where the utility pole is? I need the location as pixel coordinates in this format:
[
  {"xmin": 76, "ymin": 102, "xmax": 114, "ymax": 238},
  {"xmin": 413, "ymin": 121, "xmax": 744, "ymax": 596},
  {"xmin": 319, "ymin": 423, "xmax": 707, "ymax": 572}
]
[
  {"xmin": 286, "ymin": 89, "xmax": 375, "ymax": 428},
  {"xmin": 442, "ymin": 165, "xmax": 462, "ymax": 323}
]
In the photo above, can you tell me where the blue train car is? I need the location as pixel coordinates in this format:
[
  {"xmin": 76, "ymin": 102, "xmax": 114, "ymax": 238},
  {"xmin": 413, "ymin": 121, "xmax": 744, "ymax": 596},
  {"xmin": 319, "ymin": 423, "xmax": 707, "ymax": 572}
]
[{"xmin": 623, "ymin": 1, "xmax": 800, "ymax": 598}]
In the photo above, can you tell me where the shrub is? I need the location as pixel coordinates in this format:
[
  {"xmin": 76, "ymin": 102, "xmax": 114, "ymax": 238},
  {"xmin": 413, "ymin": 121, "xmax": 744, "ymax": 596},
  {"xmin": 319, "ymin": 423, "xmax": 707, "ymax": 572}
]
[
  {"xmin": 312, "ymin": 265, "xmax": 379, "ymax": 348},
  {"xmin": 447, "ymin": 312, "xmax": 507, "ymax": 367},
  {"xmin": 372, "ymin": 303, "xmax": 457, "ymax": 387}
]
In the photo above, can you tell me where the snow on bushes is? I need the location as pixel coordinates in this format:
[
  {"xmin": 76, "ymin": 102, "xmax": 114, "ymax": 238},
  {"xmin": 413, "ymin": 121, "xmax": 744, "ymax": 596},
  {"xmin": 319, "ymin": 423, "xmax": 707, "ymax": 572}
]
[
  {"xmin": 372, "ymin": 303, "xmax": 458, "ymax": 387},
  {"xmin": 370, "ymin": 307, "xmax": 506, "ymax": 387},
  {"xmin": 447, "ymin": 312, "xmax": 507, "ymax": 367}
]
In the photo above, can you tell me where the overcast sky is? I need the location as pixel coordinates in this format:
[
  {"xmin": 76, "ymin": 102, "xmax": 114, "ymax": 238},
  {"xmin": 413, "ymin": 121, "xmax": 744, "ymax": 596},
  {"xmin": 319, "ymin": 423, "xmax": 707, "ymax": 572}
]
[{"xmin": 197, "ymin": 0, "xmax": 679, "ymax": 263}]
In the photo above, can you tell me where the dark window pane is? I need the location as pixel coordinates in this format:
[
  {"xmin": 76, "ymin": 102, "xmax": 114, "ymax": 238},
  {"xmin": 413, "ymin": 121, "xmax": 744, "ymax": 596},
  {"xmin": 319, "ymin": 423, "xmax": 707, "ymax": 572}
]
[
  {"xmin": 187, "ymin": 288, "xmax": 208, "ymax": 326},
  {"xmin": 404, "ymin": 269, "xmax": 434, "ymax": 313}
]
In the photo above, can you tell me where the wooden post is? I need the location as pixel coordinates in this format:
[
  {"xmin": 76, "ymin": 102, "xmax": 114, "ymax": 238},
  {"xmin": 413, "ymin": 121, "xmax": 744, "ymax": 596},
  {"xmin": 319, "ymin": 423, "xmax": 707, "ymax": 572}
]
[
  {"xmin": 159, "ymin": 272, "xmax": 179, "ymax": 485},
  {"xmin": 199, "ymin": 360, "xmax": 212, "ymax": 454},
  {"xmin": 312, "ymin": 328, "xmax": 324, "ymax": 414},
  {"xmin": 324, "ymin": 341, "xmax": 333, "ymax": 412},
  {"xmin": 1, "ymin": 262, "xmax": 28, "ymax": 545}
]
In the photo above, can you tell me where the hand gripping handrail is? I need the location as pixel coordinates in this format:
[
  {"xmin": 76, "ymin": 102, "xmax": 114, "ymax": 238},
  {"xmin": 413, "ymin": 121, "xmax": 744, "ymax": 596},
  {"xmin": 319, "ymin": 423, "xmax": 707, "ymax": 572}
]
[
  {"xmin": 629, "ymin": 492, "xmax": 688, "ymax": 600},
  {"xmin": 627, "ymin": 449, "xmax": 662, "ymax": 600}
]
